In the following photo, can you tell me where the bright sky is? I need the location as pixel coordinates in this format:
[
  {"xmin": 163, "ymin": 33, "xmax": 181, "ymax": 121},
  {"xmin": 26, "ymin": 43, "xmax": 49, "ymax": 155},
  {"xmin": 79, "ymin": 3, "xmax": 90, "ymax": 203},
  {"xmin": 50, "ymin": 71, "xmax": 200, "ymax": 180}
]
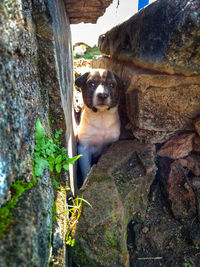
[{"xmin": 71, "ymin": 0, "xmax": 155, "ymax": 46}]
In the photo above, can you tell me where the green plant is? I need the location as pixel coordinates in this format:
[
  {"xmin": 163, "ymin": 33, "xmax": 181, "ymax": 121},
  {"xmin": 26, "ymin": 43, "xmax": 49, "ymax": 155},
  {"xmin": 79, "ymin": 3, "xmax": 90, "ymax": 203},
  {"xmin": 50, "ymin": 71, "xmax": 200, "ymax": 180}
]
[
  {"xmin": 36, "ymin": 33, "xmax": 42, "ymax": 38},
  {"xmin": 183, "ymin": 260, "xmax": 196, "ymax": 267},
  {"xmin": 52, "ymin": 201, "xmax": 58, "ymax": 222},
  {"xmin": 75, "ymin": 45, "xmax": 102, "ymax": 60},
  {"xmin": 65, "ymin": 196, "xmax": 91, "ymax": 247},
  {"xmin": 34, "ymin": 119, "xmax": 81, "ymax": 177},
  {"xmin": 52, "ymin": 176, "xmax": 59, "ymax": 190},
  {"xmin": 34, "ymin": 120, "xmax": 89, "ymax": 247},
  {"xmin": 174, "ymin": 231, "xmax": 181, "ymax": 246},
  {"xmin": 54, "ymin": 192, "xmax": 91, "ymax": 247},
  {"xmin": 0, "ymin": 178, "xmax": 36, "ymax": 238}
]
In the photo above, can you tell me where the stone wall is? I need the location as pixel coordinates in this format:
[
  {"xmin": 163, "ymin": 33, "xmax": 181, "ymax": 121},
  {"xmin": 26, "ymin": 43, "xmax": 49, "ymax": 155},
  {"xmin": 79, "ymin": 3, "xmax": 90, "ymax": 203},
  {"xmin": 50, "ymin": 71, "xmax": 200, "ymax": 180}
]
[
  {"xmin": 0, "ymin": 0, "xmax": 73, "ymax": 266},
  {"xmin": 1, "ymin": 0, "xmax": 200, "ymax": 266},
  {"xmin": 73, "ymin": 0, "xmax": 200, "ymax": 266},
  {"xmin": 93, "ymin": 56, "xmax": 200, "ymax": 143},
  {"xmin": 0, "ymin": 0, "xmax": 117, "ymax": 265},
  {"xmin": 95, "ymin": 0, "xmax": 200, "ymax": 143}
]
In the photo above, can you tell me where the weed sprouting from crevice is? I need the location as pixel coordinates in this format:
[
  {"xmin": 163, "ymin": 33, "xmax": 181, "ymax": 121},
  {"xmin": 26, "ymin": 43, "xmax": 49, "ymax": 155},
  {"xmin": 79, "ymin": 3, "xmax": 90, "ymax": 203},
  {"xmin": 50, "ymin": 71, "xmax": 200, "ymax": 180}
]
[{"xmin": 34, "ymin": 119, "xmax": 81, "ymax": 177}]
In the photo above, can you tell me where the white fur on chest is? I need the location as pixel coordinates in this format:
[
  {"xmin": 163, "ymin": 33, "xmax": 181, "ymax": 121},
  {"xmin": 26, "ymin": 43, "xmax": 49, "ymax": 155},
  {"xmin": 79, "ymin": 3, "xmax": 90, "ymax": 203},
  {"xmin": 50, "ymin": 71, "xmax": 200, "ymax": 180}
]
[{"xmin": 78, "ymin": 106, "xmax": 120, "ymax": 153}]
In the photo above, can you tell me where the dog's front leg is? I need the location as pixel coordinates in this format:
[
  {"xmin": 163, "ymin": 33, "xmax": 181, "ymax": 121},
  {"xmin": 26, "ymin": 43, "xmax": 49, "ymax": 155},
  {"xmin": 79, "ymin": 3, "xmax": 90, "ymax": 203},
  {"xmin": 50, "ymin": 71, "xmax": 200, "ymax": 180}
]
[{"xmin": 77, "ymin": 143, "xmax": 92, "ymax": 182}]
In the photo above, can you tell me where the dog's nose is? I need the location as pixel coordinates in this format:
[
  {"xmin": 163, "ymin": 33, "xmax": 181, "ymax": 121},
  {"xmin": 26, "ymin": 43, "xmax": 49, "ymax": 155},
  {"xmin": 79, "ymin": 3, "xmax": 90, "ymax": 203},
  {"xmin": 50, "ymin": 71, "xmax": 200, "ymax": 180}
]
[{"xmin": 97, "ymin": 92, "xmax": 109, "ymax": 99}]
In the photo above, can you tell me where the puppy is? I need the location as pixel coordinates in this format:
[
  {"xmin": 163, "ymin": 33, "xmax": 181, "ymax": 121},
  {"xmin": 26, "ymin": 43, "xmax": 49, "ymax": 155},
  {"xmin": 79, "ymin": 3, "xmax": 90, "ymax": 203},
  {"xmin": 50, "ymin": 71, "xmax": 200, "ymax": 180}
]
[{"xmin": 75, "ymin": 69, "xmax": 121, "ymax": 182}]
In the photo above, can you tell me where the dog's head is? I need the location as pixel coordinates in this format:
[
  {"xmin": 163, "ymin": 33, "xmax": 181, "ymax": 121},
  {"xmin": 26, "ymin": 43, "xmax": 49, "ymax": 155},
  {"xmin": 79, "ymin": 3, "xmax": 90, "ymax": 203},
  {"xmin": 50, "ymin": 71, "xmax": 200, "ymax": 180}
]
[{"xmin": 75, "ymin": 69, "xmax": 121, "ymax": 112}]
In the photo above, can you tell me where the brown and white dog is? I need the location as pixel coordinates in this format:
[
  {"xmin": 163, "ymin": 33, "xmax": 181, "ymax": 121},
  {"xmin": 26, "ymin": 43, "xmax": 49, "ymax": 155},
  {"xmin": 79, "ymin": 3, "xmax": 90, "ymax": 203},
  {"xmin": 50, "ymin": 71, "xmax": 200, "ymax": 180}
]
[{"xmin": 75, "ymin": 69, "xmax": 121, "ymax": 182}]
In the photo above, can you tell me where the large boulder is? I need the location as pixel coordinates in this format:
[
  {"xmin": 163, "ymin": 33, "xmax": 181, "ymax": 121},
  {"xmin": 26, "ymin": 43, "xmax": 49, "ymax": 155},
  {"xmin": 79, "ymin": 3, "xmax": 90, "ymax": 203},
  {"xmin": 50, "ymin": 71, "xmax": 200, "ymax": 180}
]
[
  {"xmin": 71, "ymin": 140, "xmax": 157, "ymax": 266},
  {"xmin": 98, "ymin": 0, "xmax": 200, "ymax": 76},
  {"xmin": 126, "ymin": 74, "xmax": 200, "ymax": 143}
]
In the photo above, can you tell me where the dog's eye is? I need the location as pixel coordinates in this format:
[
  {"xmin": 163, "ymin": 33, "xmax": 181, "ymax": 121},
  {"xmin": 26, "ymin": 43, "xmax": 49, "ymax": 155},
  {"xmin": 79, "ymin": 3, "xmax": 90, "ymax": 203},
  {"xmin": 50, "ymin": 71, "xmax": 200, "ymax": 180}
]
[
  {"xmin": 109, "ymin": 82, "xmax": 115, "ymax": 88},
  {"xmin": 88, "ymin": 81, "xmax": 95, "ymax": 88}
]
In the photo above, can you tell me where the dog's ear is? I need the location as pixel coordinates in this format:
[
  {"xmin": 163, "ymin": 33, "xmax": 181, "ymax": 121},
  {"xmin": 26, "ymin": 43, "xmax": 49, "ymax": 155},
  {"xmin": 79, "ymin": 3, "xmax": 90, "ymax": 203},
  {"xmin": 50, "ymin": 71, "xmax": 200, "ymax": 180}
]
[
  {"xmin": 75, "ymin": 72, "xmax": 89, "ymax": 89},
  {"xmin": 113, "ymin": 72, "xmax": 122, "ymax": 89}
]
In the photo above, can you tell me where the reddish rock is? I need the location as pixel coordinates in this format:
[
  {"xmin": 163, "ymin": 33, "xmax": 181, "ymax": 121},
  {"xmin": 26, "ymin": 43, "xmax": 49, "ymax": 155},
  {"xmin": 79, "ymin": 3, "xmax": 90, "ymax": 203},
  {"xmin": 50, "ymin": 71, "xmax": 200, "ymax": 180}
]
[
  {"xmin": 192, "ymin": 178, "xmax": 200, "ymax": 221},
  {"xmin": 157, "ymin": 133, "xmax": 195, "ymax": 159},
  {"xmin": 160, "ymin": 160, "xmax": 196, "ymax": 220},
  {"xmin": 194, "ymin": 117, "xmax": 200, "ymax": 136},
  {"xmin": 64, "ymin": 0, "xmax": 113, "ymax": 23},
  {"xmin": 179, "ymin": 155, "xmax": 200, "ymax": 176},
  {"xmin": 192, "ymin": 178, "xmax": 200, "ymax": 191},
  {"xmin": 193, "ymin": 136, "xmax": 200, "ymax": 153}
]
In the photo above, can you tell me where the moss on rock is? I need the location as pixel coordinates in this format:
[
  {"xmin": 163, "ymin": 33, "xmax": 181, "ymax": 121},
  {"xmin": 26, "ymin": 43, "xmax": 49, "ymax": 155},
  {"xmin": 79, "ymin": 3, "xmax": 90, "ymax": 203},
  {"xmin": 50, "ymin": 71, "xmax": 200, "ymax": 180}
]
[{"xmin": 71, "ymin": 140, "xmax": 157, "ymax": 266}]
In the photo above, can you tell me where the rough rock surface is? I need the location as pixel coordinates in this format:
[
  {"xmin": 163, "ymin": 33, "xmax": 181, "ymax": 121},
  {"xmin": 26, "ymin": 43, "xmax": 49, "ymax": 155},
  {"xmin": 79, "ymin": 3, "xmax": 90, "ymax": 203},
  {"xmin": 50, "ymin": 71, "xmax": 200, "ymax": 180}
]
[
  {"xmin": 99, "ymin": 0, "xmax": 200, "ymax": 76},
  {"xmin": 157, "ymin": 133, "xmax": 196, "ymax": 159},
  {"xmin": 0, "ymin": 0, "xmax": 54, "ymax": 265},
  {"xmin": 129, "ymin": 179, "xmax": 200, "ymax": 267},
  {"xmin": 159, "ymin": 159, "xmax": 196, "ymax": 220},
  {"xmin": 64, "ymin": 0, "xmax": 113, "ymax": 23},
  {"xmin": 179, "ymin": 154, "xmax": 200, "ymax": 176},
  {"xmin": 0, "ymin": 0, "xmax": 72, "ymax": 266},
  {"xmin": 126, "ymin": 75, "xmax": 200, "ymax": 143},
  {"xmin": 194, "ymin": 117, "xmax": 200, "ymax": 136},
  {"xmin": 93, "ymin": 56, "xmax": 200, "ymax": 143},
  {"xmin": 192, "ymin": 178, "xmax": 200, "ymax": 221},
  {"xmin": 126, "ymin": 152, "xmax": 200, "ymax": 266},
  {"xmin": 70, "ymin": 136, "xmax": 200, "ymax": 266},
  {"xmin": 194, "ymin": 136, "xmax": 200, "ymax": 152},
  {"xmin": 71, "ymin": 140, "xmax": 157, "ymax": 266}
]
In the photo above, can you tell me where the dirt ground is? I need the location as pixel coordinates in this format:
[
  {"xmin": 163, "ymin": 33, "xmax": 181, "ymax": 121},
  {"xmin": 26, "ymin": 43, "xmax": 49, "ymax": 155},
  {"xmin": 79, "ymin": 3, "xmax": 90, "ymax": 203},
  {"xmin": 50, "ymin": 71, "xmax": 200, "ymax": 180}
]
[{"xmin": 128, "ymin": 174, "xmax": 200, "ymax": 267}]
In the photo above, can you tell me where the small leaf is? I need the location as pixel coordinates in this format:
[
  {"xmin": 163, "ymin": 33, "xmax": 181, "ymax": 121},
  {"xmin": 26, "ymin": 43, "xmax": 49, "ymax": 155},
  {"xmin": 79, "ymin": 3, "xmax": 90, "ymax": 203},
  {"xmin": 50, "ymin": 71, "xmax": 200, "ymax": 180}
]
[
  {"xmin": 36, "ymin": 33, "xmax": 42, "ymax": 38},
  {"xmin": 77, "ymin": 197, "xmax": 92, "ymax": 207},
  {"xmin": 34, "ymin": 145, "xmax": 41, "ymax": 151},
  {"xmin": 56, "ymin": 164, "xmax": 62, "ymax": 173},
  {"xmin": 35, "ymin": 119, "xmax": 45, "ymax": 141},
  {"xmin": 48, "ymin": 155, "xmax": 55, "ymax": 163},
  {"xmin": 61, "ymin": 147, "xmax": 66, "ymax": 154},
  {"xmin": 63, "ymin": 164, "xmax": 69, "ymax": 171},
  {"xmin": 38, "ymin": 158, "xmax": 49, "ymax": 168},
  {"xmin": 49, "ymin": 144, "xmax": 56, "ymax": 152},
  {"xmin": 35, "ymin": 164, "xmax": 44, "ymax": 176},
  {"xmin": 71, "ymin": 238, "xmax": 75, "ymax": 247},
  {"xmin": 35, "ymin": 158, "xmax": 49, "ymax": 176},
  {"xmin": 34, "ymin": 152, "xmax": 40, "ymax": 158},
  {"xmin": 49, "ymin": 163, "xmax": 54, "ymax": 172},
  {"xmin": 52, "ymin": 178, "xmax": 59, "ymax": 189},
  {"xmin": 63, "ymin": 155, "xmax": 69, "ymax": 162},
  {"xmin": 46, "ymin": 148, "xmax": 52, "ymax": 155},
  {"xmin": 55, "ymin": 154, "xmax": 62, "ymax": 164},
  {"xmin": 55, "ymin": 129, "xmax": 63, "ymax": 139},
  {"xmin": 67, "ymin": 154, "xmax": 82, "ymax": 165},
  {"xmin": 0, "ymin": 207, "xmax": 10, "ymax": 219}
]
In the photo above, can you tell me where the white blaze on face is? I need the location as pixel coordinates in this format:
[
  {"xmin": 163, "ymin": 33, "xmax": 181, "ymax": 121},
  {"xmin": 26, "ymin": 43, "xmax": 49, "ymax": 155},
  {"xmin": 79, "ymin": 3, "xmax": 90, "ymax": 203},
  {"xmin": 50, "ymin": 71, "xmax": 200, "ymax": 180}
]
[{"xmin": 93, "ymin": 83, "xmax": 111, "ymax": 110}]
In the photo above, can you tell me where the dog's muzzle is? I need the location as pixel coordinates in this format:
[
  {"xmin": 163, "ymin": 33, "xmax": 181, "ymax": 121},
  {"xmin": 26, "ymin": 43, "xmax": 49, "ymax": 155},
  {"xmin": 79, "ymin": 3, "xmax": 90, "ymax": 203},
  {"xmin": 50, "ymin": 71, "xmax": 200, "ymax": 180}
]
[
  {"xmin": 97, "ymin": 92, "xmax": 109, "ymax": 100},
  {"xmin": 93, "ymin": 84, "xmax": 111, "ymax": 108}
]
